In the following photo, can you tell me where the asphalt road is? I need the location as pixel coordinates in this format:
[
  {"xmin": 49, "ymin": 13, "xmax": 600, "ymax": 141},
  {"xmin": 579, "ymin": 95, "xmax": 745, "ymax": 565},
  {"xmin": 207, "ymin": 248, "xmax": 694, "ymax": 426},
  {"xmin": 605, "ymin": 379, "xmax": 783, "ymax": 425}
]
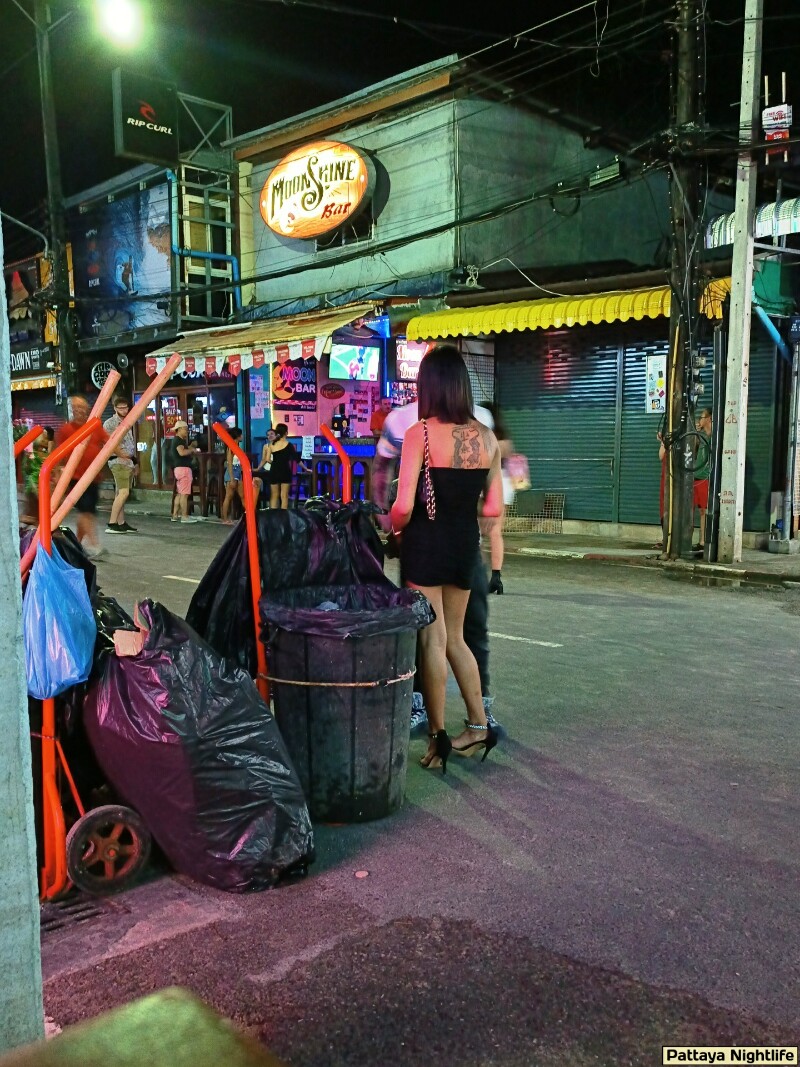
[{"xmin": 40, "ymin": 514, "xmax": 800, "ymax": 1065}]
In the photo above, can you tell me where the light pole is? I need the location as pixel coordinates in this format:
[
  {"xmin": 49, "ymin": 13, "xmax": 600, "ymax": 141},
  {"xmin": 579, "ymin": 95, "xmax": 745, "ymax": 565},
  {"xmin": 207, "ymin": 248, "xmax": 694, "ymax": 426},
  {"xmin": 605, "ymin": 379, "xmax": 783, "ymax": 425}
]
[
  {"xmin": 33, "ymin": 0, "xmax": 73, "ymax": 400},
  {"xmin": 26, "ymin": 0, "xmax": 144, "ymax": 403}
]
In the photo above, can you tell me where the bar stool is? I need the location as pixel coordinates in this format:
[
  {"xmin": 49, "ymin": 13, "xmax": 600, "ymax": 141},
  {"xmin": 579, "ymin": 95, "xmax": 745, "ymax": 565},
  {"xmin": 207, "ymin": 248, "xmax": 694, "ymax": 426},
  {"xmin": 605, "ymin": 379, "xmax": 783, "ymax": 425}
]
[
  {"xmin": 352, "ymin": 460, "xmax": 371, "ymax": 502},
  {"xmin": 313, "ymin": 458, "xmax": 336, "ymax": 497},
  {"xmin": 291, "ymin": 467, "xmax": 313, "ymax": 508}
]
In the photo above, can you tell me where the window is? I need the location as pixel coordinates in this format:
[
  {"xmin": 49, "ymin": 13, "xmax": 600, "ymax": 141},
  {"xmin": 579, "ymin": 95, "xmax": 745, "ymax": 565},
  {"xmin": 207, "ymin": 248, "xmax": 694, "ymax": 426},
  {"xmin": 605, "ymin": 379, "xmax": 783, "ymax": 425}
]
[{"xmin": 180, "ymin": 169, "xmax": 235, "ymax": 322}]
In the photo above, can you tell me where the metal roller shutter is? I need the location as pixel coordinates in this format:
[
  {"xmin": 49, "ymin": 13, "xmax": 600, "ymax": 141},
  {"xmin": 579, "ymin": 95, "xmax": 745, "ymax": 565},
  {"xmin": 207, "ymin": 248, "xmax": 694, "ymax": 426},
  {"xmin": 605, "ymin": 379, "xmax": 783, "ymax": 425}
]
[{"xmin": 498, "ymin": 329, "xmax": 618, "ymax": 520}]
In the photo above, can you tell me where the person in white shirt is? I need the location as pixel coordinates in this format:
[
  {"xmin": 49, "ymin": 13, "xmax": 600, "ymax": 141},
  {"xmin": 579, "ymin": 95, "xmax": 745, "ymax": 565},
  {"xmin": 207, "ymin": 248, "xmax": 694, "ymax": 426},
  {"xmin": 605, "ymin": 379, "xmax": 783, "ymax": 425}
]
[{"xmin": 373, "ymin": 395, "xmax": 502, "ymax": 735}]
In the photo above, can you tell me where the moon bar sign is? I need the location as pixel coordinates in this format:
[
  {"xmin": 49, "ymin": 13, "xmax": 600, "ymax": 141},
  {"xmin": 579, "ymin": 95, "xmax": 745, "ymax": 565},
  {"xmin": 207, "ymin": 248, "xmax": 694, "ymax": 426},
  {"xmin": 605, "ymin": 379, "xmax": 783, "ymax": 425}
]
[{"xmin": 261, "ymin": 140, "xmax": 373, "ymax": 239}]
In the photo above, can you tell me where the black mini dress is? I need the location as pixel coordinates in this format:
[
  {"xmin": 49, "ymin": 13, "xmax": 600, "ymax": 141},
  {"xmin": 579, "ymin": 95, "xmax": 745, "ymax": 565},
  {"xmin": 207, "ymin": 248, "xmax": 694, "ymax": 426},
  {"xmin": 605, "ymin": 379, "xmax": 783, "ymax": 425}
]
[{"xmin": 400, "ymin": 466, "xmax": 488, "ymax": 589}]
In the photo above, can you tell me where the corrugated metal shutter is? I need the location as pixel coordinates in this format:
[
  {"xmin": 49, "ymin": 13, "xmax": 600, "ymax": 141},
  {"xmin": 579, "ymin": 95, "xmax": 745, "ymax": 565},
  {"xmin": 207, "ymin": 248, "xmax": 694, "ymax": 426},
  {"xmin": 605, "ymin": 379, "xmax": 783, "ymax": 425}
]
[
  {"xmin": 743, "ymin": 334, "xmax": 777, "ymax": 530},
  {"xmin": 618, "ymin": 338, "xmax": 668, "ymax": 523},
  {"xmin": 497, "ymin": 329, "xmax": 618, "ymax": 520}
]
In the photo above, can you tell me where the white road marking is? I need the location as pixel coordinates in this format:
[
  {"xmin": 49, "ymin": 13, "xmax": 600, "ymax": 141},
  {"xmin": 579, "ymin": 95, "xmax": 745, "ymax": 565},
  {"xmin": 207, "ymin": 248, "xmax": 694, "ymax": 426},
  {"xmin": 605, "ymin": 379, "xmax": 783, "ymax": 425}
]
[
  {"xmin": 162, "ymin": 575, "xmax": 201, "ymax": 584},
  {"xmin": 489, "ymin": 631, "xmax": 563, "ymax": 648}
]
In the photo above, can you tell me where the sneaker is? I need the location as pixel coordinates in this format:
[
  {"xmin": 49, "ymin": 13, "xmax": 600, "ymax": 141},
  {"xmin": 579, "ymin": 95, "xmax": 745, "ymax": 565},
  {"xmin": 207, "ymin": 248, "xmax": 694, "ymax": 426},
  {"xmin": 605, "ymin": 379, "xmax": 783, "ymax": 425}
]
[
  {"xmin": 180, "ymin": 517, "xmax": 200, "ymax": 524},
  {"xmin": 410, "ymin": 691, "xmax": 429, "ymax": 734},
  {"xmin": 105, "ymin": 523, "xmax": 127, "ymax": 535},
  {"xmin": 120, "ymin": 522, "xmax": 137, "ymax": 532},
  {"xmin": 483, "ymin": 695, "xmax": 503, "ymax": 733},
  {"xmin": 170, "ymin": 516, "xmax": 180, "ymax": 522}
]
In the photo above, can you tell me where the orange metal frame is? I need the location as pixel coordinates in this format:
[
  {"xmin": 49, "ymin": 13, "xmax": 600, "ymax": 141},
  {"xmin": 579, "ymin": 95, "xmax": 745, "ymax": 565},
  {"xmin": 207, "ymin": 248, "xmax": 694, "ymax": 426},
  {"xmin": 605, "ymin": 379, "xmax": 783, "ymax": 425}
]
[
  {"xmin": 212, "ymin": 422, "xmax": 270, "ymax": 703},
  {"xmin": 34, "ymin": 418, "xmax": 103, "ymax": 899},
  {"xmin": 210, "ymin": 421, "xmax": 353, "ymax": 710}
]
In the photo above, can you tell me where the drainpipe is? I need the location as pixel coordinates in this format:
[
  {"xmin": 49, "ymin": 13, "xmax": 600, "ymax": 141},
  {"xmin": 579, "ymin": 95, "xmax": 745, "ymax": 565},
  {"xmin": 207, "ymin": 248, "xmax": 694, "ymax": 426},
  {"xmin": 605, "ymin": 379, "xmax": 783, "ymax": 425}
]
[
  {"xmin": 753, "ymin": 303, "xmax": 791, "ymax": 363},
  {"xmin": 166, "ymin": 170, "xmax": 241, "ymax": 311}
]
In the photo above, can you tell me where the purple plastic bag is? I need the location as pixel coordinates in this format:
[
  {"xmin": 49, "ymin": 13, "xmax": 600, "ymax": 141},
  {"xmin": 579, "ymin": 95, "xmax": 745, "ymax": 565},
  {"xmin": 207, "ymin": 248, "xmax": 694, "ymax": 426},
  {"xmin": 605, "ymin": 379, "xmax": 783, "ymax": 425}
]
[{"xmin": 83, "ymin": 600, "xmax": 314, "ymax": 892}]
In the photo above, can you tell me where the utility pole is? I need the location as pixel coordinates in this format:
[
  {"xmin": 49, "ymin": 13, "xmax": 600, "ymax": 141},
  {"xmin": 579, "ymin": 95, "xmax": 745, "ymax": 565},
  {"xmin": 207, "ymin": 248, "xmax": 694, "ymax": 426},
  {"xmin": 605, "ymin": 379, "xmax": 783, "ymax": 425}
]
[
  {"xmin": 665, "ymin": 0, "xmax": 701, "ymax": 559},
  {"xmin": 34, "ymin": 0, "xmax": 73, "ymax": 405},
  {"xmin": 717, "ymin": 0, "xmax": 763, "ymax": 563}
]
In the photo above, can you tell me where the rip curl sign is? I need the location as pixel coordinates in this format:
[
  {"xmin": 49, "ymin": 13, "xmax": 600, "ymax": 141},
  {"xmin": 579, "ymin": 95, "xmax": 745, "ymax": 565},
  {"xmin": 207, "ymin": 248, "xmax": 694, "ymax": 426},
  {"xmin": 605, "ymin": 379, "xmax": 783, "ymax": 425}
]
[
  {"xmin": 260, "ymin": 141, "xmax": 373, "ymax": 239},
  {"xmin": 272, "ymin": 357, "xmax": 317, "ymax": 411}
]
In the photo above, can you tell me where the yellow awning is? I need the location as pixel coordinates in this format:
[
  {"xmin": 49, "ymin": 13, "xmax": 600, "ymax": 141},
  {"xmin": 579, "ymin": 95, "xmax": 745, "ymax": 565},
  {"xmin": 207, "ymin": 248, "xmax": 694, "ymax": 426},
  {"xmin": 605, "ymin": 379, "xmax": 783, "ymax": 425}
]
[
  {"xmin": 405, "ymin": 281, "xmax": 729, "ymax": 341},
  {"xmin": 145, "ymin": 302, "xmax": 378, "ymax": 376},
  {"xmin": 10, "ymin": 375, "xmax": 57, "ymax": 392}
]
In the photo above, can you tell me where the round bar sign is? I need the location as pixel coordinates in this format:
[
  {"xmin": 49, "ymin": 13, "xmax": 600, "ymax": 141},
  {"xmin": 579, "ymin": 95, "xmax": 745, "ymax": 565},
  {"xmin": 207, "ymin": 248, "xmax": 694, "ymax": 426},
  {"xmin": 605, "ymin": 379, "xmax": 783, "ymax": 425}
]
[{"xmin": 260, "ymin": 140, "xmax": 372, "ymax": 239}]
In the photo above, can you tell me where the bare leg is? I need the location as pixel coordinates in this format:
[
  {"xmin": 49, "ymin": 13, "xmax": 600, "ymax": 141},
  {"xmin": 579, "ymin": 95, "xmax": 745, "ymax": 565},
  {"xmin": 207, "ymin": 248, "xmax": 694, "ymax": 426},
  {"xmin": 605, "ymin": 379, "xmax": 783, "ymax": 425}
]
[
  {"xmin": 440, "ymin": 585, "xmax": 487, "ymax": 748},
  {"xmin": 78, "ymin": 513, "xmax": 100, "ymax": 550},
  {"xmin": 407, "ymin": 585, "xmax": 448, "ymax": 766},
  {"xmin": 221, "ymin": 482, "xmax": 235, "ymax": 520},
  {"xmin": 279, "ymin": 483, "xmax": 290, "ymax": 509},
  {"xmin": 109, "ymin": 487, "xmax": 129, "ymax": 525},
  {"xmin": 177, "ymin": 493, "xmax": 189, "ymax": 519},
  {"xmin": 270, "ymin": 484, "xmax": 280, "ymax": 510}
]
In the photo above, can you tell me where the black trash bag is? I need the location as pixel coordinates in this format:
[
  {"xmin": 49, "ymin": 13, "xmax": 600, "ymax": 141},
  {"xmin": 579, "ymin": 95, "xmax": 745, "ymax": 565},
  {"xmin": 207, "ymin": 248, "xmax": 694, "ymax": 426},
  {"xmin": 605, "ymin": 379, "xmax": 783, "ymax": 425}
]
[
  {"xmin": 330, "ymin": 501, "xmax": 386, "ymax": 585},
  {"xmin": 260, "ymin": 583, "xmax": 434, "ymax": 640},
  {"xmin": 187, "ymin": 502, "xmax": 388, "ymax": 674},
  {"xmin": 83, "ymin": 600, "xmax": 314, "ymax": 892}
]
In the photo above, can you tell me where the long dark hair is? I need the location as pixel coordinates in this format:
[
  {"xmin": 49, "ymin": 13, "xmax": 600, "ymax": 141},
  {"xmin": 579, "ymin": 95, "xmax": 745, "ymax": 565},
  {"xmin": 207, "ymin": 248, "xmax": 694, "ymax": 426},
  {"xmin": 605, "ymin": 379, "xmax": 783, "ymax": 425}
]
[{"xmin": 417, "ymin": 344, "xmax": 474, "ymax": 424}]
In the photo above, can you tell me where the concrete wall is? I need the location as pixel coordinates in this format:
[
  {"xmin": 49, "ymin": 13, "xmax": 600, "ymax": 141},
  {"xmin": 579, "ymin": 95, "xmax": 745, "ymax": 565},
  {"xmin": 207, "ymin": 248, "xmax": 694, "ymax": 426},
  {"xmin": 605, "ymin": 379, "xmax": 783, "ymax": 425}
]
[
  {"xmin": 455, "ymin": 98, "xmax": 670, "ymax": 273},
  {"xmin": 0, "ymin": 225, "xmax": 44, "ymax": 1051},
  {"xmin": 250, "ymin": 101, "xmax": 458, "ymax": 304}
]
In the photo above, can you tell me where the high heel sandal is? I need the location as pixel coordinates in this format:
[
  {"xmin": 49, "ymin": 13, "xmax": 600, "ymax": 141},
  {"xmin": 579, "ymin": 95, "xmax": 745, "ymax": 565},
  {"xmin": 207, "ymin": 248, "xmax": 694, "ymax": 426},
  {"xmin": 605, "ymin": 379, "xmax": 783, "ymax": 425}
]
[
  {"xmin": 452, "ymin": 721, "xmax": 498, "ymax": 762},
  {"xmin": 420, "ymin": 730, "xmax": 452, "ymax": 774}
]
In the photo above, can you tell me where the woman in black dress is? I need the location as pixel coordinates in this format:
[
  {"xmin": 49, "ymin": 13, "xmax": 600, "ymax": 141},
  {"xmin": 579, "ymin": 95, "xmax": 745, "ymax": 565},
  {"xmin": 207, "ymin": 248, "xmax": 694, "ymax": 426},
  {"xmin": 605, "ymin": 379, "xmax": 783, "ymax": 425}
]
[
  {"xmin": 264, "ymin": 424, "xmax": 298, "ymax": 509},
  {"xmin": 390, "ymin": 345, "xmax": 503, "ymax": 772}
]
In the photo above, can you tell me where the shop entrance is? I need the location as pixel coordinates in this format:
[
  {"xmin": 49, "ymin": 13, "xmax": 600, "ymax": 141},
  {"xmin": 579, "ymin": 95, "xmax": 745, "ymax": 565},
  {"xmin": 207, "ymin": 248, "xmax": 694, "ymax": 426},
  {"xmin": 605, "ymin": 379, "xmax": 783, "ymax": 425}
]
[{"xmin": 133, "ymin": 379, "xmax": 238, "ymax": 489}]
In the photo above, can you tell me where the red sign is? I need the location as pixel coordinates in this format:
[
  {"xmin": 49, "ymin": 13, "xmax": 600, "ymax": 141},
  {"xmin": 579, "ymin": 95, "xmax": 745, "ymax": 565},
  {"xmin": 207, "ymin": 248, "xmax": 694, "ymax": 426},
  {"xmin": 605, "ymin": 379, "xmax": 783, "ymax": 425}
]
[
  {"xmin": 276, "ymin": 344, "xmax": 290, "ymax": 365},
  {"xmin": 205, "ymin": 357, "xmax": 217, "ymax": 376},
  {"xmin": 252, "ymin": 349, "xmax": 265, "ymax": 369},
  {"xmin": 145, "ymin": 357, "xmax": 157, "ymax": 376},
  {"xmin": 301, "ymin": 338, "xmax": 316, "ymax": 360},
  {"xmin": 321, "ymin": 382, "xmax": 345, "ymax": 400},
  {"xmin": 184, "ymin": 356, "xmax": 195, "ymax": 374},
  {"xmin": 228, "ymin": 354, "xmax": 242, "ymax": 376}
]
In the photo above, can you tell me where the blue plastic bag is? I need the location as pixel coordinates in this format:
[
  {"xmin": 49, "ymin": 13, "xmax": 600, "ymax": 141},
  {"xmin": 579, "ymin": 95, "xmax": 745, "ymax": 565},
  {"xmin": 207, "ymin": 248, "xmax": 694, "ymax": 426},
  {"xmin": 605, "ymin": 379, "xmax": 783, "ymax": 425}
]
[{"xmin": 23, "ymin": 543, "xmax": 97, "ymax": 699}]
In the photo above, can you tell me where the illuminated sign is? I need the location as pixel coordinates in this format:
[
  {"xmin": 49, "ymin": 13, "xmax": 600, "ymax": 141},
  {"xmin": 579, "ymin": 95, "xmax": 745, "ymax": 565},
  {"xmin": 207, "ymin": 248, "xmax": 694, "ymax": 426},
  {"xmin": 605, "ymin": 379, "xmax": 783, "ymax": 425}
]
[{"xmin": 260, "ymin": 141, "xmax": 373, "ymax": 239}]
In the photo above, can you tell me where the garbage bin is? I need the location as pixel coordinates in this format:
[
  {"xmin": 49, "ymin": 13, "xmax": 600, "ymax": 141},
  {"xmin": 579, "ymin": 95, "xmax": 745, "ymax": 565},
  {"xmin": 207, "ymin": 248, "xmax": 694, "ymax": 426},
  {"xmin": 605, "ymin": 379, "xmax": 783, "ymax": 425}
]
[{"xmin": 260, "ymin": 584, "xmax": 434, "ymax": 823}]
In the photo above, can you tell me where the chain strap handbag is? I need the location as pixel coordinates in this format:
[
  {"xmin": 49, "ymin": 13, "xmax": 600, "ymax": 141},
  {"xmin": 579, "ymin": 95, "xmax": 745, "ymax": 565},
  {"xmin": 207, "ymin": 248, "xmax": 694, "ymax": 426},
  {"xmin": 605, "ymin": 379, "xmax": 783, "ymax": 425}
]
[{"xmin": 420, "ymin": 419, "xmax": 436, "ymax": 521}]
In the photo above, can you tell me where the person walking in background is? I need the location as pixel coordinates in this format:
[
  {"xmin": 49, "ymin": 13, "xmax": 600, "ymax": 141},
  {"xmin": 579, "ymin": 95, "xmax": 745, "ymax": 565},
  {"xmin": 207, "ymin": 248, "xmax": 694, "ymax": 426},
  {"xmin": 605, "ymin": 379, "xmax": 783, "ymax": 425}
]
[
  {"xmin": 221, "ymin": 427, "xmax": 246, "ymax": 524},
  {"xmin": 656, "ymin": 430, "xmax": 667, "ymax": 551},
  {"xmin": 103, "ymin": 395, "xmax": 138, "ymax": 534},
  {"xmin": 265, "ymin": 423, "xmax": 299, "ymax": 510},
  {"xmin": 390, "ymin": 345, "xmax": 503, "ymax": 773},
  {"xmin": 55, "ymin": 396, "xmax": 117, "ymax": 559},
  {"xmin": 253, "ymin": 428, "xmax": 276, "ymax": 508},
  {"xmin": 169, "ymin": 420, "xmax": 200, "ymax": 524},
  {"xmin": 482, "ymin": 401, "xmax": 513, "ymax": 594},
  {"xmin": 373, "ymin": 390, "xmax": 503, "ymax": 736},
  {"xmin": 20, "ymin": 427, "xmax": 54, "ymax": 524},
  {"xmin": 693, "ymin": 408, "xmax": 712, "ymax": 554}
]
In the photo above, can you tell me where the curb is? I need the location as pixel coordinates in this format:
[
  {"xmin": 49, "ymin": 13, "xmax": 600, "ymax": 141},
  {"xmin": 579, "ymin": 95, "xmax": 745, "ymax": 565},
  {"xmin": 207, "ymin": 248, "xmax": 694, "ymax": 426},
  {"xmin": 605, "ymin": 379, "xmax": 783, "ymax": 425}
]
[{"xmin": 515, "ymin": 547, "xmax": 798, "ymax": 587}]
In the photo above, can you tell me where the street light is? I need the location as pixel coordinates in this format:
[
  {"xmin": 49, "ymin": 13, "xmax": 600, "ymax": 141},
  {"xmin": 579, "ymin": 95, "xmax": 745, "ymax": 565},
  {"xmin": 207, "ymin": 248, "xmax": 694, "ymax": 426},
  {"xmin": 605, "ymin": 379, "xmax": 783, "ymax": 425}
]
[{"xmin": 26, "ymin": 0, "xmax": 143, "ymax": 402}]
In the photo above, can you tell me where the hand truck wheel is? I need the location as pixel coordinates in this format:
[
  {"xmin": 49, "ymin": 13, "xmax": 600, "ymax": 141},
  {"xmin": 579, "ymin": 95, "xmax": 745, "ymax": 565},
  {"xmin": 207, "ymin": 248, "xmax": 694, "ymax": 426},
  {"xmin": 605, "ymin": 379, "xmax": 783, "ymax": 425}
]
[{"xmin": 65, "ymin": 804, "xmax": 151, "ymax": 896}]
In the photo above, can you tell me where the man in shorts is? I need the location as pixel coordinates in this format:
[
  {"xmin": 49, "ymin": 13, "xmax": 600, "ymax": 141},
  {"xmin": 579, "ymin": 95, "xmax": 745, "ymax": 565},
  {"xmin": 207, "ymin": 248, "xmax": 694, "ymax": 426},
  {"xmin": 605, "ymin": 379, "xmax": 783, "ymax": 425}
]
[
  {"xmin": 170, "ymin": 420, "xmax": 200, "ymax": 523},
  {"xmin": 55, "ymin": 396, "xmax": 115, "ymax": 560},
  {"xmin": 103, "ymin": 395, "xmax": 138, "ymax": 534}
]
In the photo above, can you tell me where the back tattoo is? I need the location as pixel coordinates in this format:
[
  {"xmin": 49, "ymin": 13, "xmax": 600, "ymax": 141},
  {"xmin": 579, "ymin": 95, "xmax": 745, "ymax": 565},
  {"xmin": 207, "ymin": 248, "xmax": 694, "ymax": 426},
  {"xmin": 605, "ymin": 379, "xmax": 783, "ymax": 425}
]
[{"xmin": 451, "ymin": 424, "xmax": 483, "ymax": 468}]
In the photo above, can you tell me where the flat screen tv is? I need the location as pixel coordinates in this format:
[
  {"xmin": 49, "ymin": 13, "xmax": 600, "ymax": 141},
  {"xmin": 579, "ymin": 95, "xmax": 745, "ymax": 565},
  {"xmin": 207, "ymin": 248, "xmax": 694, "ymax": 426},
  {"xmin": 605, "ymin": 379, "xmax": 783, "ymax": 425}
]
[{"xmin": 328, "ymin": 341, "xmax": 381, "ymax": 381}]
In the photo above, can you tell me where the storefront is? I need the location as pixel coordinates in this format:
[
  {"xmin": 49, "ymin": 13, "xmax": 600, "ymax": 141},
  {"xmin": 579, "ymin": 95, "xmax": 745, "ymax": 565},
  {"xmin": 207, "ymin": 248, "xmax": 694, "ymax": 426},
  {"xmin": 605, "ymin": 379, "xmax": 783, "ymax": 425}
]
[
  {"xmin": 143, "ymin": 301, "xmax": 386, "ymax": 486},
  {"xmin": 405, "ymin": 280, "xmax": 779, "ymax": 534}
]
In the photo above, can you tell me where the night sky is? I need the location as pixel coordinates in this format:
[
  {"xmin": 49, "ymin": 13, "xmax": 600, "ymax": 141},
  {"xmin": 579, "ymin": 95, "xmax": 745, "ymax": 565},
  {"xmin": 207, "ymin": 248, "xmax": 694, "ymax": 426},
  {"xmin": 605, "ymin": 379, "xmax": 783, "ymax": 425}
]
[{"xmin": 1, "ymin": 0, "xmax": 798, "ymax": 263}]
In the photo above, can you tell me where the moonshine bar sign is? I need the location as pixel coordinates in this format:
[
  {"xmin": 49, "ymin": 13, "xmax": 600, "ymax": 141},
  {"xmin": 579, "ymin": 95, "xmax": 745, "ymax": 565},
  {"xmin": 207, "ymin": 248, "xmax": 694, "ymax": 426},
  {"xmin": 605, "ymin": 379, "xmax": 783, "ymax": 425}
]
[{"xmin": 260, "ymin": 140, "xmax": 373, "ymax": 239}]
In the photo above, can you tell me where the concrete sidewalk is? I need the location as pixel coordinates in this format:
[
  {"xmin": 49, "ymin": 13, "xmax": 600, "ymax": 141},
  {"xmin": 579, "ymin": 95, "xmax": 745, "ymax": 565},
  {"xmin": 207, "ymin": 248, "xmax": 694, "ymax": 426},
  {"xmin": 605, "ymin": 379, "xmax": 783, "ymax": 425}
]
[{"xmin": 505, "ymin": 531, "xmax": 800, "ymax": 586}]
